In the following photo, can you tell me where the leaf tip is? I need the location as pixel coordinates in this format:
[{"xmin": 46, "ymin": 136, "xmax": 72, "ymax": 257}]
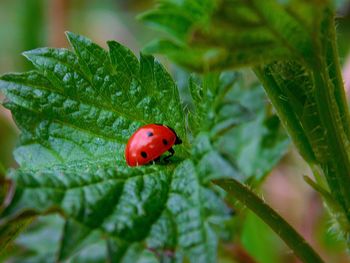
[
  {"xmin": 0, "ymin": 73, "xmax": 7, "ymax": 81},
  {"xmin": 65, "ymin": 31, "xmax": 76, "ymax": 41},
  {"xmin": 21, "ymin": 48, "xmax": 46, "ymax": 60},
  {"xmin": 106, "ymin": 40, "xmax": 118, "ymax": 49},
  {"xmin": 21, "ymin": 50, "xmax": 39, "ymax": 64},
  {"xmin": 65, "ymin": 31, "xmax": 78, "ymax": 47},
  {"xmin": 21, "ymin": 50, "xmax": 31, "ymax": 59}
]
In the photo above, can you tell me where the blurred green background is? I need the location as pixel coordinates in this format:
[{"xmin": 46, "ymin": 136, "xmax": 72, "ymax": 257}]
[{"xmin": 1, "ymin": 0, "xmax": 350, "ymax": 262}]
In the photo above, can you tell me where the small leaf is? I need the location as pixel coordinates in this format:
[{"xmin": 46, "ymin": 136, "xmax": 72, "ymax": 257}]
[
  {"xmin": 187, "ymin": 73, "xmax": 289, "ymax": 183},
  {"xmin": 216, "ymin": 84, "xmax": 290, "ymax": 182},
  {"xmin": 139, "ymin": 0, "xmax": 215, "ymax": 41},
  {"xmin": 143, "ymin": 39, "xmax": 289, "ymax": 72},
  {"xmin": 212, "ymin": 101, "xmax": 254, "ymax": 136}
]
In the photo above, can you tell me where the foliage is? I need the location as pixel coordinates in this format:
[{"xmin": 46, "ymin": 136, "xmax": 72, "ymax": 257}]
[
  {"xmin": 0, "ymin": 31, "xmax": 289, "ymax": 262},
  {"xmin": 140, "ymin": 0, "xmax": 350, "ymax": 246}
]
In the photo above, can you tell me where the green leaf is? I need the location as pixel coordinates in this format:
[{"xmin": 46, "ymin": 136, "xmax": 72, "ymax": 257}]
[
  {"xmin": 189, "ymin": 73, "xmax": 289, "ymax": 182},
  {"xmin": 0, "ymin": 32, "xmax": 230, "ymax": 262},
  {"xmin": 140, "ymin": 0, "xmax": 329, "ymax": 70},
  {"xmin": 142, "ymin": 39, "xmax": 289, "ymax": 72},
  {"xmin": 188, "ymin": 73, "xmax": 254, "ymax": 135},
  {"xmin": 167, "ymin": 160, "xmax": 220, "ymax": 262},
  {"xmin": 197, "ymin": 150, "xmax": 244, "ymax": 183},
  {"xmin": 139, "ymin": 0, "xmax": 215, "ymax": 41},
  {"xmin": 216, "ymin": 84, "xmax": 290, "ymax": 182},
  {"xmin": 1, "ymin": 160, "xmax": 172, "ymax": 240}
]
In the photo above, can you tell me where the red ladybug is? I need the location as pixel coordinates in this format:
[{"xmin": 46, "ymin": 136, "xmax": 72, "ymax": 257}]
[{"xmin": 125, "ymin": 124, "xmax": 182, "ymax": 166}]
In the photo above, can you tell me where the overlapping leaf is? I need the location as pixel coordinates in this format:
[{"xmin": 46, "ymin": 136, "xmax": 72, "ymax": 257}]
[
  {"xmin": 188, "ymin": 73, "xmax": 289, "ymax": 182},
  {"xmin": 140, "ymin": 0, "xmax": 331, "ymax": 71}
]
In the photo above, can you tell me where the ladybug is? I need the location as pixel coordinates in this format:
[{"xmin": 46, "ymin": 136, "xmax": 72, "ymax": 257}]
[{"xmin": 125, "ymin": 124, "xmax": 182, "ymax": 166}]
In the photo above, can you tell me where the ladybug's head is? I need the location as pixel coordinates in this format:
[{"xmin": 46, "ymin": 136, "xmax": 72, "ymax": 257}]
[
  {"xmin": 163, "ymin": 125, "xmax": 182, "ymax": 145},
  {"xmin": 155, "ymin": 124, "xmax": 182, "ymax": 145},
  {"xmin": 175, "ymin": 136, "xmax": 182, "ymax": 145}
]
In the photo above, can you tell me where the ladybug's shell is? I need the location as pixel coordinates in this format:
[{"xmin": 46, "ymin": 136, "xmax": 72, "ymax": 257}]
[{"xmin": 125, "ymin": 124, "xmax": 177, "ymax": 166}]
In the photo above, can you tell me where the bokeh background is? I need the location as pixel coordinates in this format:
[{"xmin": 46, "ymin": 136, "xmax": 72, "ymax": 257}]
[{"xmin": 1, "ymin": 1, "xmax": 350, "ymax": 262}]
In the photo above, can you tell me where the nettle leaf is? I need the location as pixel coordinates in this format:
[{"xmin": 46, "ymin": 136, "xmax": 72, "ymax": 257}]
[
  {"xmin": 0, "ymin": 32, "xmax": 233, "ymax": 262},
  {"xmin": 188, "ymin": 72, "xmax": 254, "ymax": 135},
  {"xmin": 140, "ymin": 0, "xmax": 329, "ymax": 71},
  {"xmin": 166, "ymin": 160, "xmax": 225, "ymax": 262},
  {"xmin": 216, "ymin": 82, "xmax": 290, "ymax": 182},
  {"xmin": 140, "ymin": 0, "xmax": 215, "ymax": 41},
  {"xmin": 189, "ymin": 72, "xmax": 289, "ymax": 182}
]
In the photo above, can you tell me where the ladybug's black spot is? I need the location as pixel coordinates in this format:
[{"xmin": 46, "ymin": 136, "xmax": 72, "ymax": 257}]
[
  {"xmin": 147, "ymin": 132, "xmax": 153, "ymax": 137},
  {"xmin": 162, "ymin": 139, "xmax": 168, "ymax": 145},
  {"xmin": 141, "ymin": 151, "xmax": 148, "ymax": 158}
]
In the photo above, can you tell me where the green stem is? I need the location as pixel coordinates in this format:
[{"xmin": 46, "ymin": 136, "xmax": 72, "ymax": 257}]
[
  {"xmin": 325, "ymin": 12, "xmax": 350, "ymax": 140},
  {"xmin": 214, "ymin": 179, "xmax": 325, "ymax": 263},
  {"xmin": 312, "ymin": 67, "xmax": 350, "ymax": 221},
  {"xmin": 307, "ymin": 11, "xmax": 350, "ymax": 223},
  {"xmin": 254, "ymin": 67, "xmax": 316, "ymax": 163}
]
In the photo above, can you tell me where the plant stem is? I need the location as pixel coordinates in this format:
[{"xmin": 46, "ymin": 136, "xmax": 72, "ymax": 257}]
[
  {"xmin": 312, "ymin": 67, "xmax": 350, "ymax": 221},
  {"xmin": 214, "ymin": 179, "xmax": 325, "ymax": 263},
  {"xmin": 325, "ymin": 12, "xmax": 350, "ymax": 140},
  {"xmin": 306, "ymin": 9, "xmax": 350, "ymax": 232},
  {"xmin": 254, "ymin": 67, "xmax": 316, "ymax": 163}
]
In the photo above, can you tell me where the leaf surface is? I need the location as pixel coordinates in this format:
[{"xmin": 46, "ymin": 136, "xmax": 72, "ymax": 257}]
[{"xmin": 0, "ymin": 32, "xmax": 230, "ymax": 262}]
